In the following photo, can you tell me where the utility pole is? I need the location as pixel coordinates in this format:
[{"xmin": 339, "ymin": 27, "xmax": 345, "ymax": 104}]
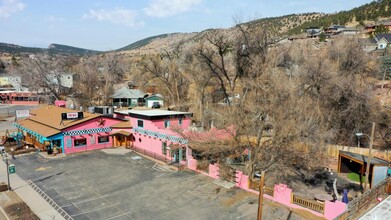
[
  {"xmin": 257, "ymin": 170, "xmax": 265, "ymax": 220},
  {"xmin": 364, "ymin": 122, "xmax": 375, "ymax": 192},
  {"xmin": 5, "ymin": 153, "xmax": 11, "ymax": 191}
]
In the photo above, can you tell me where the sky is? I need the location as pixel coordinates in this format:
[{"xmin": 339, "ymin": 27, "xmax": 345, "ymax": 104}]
[{"xmin": 0, "ymin": 0, "xmax": 374, "ymax": 51}]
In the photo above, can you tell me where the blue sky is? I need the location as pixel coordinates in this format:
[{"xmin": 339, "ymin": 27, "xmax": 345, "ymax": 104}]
[{"xmin": 0, "ymin": 0, "xmax": 373, "ymax": 51}]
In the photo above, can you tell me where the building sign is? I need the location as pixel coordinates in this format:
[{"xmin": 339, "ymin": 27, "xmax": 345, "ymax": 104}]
[
  {"xmin": 61, "ymin": 112, "xmax": 84, "ymax": 120},
  {"xmin": 16, "ymin": 110, "xmax": 30, "ymax": 118}
]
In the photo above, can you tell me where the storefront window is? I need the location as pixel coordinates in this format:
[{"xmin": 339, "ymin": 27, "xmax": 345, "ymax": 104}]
[
  {"xmin": 98, "ymin": 136, "xmax": 110, "ymax": 143},
  {"xmin": 74, "ymin": 138, "xmax": 87, "ymax": 147}
]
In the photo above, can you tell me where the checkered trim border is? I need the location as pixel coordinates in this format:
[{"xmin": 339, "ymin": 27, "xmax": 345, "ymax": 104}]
[
  {"xmin": 132, "ymin": 127, "xmax": 188, "ymax": 144},
  {"xmin": 63, "ymin": 127, "xmax": 112, "ymax": 136}
]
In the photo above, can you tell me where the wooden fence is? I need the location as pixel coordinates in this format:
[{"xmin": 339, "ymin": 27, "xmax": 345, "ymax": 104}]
[
  {"xmin": 248, "ymin": 180, "xmax": 282, "ymax": 197},
  {"xmin": 335, "ymin": 178, "xmax": 389, "ymax": 220},
  {"xmin": 291, "ymin": 194, "xmax": 325, "ymax": 214}
]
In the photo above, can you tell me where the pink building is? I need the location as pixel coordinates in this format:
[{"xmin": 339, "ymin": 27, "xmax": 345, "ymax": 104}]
[
  {"xmin": 0, "ymin": 91, "xmax": 39, "ymax": 105},
  {"xmin": 114, "ymin": 109, "xmax": 192, "ymax": 164},
  {"xmin": 14, "ymin": 105, "xmax": 130, "ymax": 154}
]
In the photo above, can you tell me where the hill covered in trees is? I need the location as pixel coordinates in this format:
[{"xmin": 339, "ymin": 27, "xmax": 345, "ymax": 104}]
[
  {"xmin": 287, "ymin": 0, "xmax": 391, "ymax": 35},
  {"xmin": 0, "ymin": 42, "xmax": 100, "ymax": 56}
]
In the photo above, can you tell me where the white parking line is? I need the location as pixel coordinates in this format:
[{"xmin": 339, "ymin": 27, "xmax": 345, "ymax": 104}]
[
  {"xmin": 71, "ymin": 202, "xmax": 120, "ymax": 217},
  {"xmin": 62, "ymin": 195, "xmax": 109, "ymax": 208},
  {"xmin": 105, "ymin": 210, "xmax": 133, "ymax": 220}
]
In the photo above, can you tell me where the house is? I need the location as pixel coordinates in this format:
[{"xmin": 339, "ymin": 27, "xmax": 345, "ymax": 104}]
[
  {"xmin": 374, "ymin": 33, "xmax": 391, "ymax": 50},
  {"xmin": 114, "ymin": 109, "xmax": 192, "ymax": 164},
  {"xmin": 46, "ymin": 72, "xmax": 76, "ymax": 94},
  {"xmin": 144, "ymin": 94, "xmax": 164, "ymax": 108},
  {"xmin": 0, "ymin": 74, "xmax": 25, "ymax": 91},
  {"xmin": 324, "ymin": 25, "xmax": 346, "ymax": 35},
  {"xmin": 364, "ymin": 21, "xmax": 391, "ymax": 35},
  {"xmin": 111, "ymin": 87, "xmax": 145, "ymax": 107},
  {"xmin": 13, "ymin": 105, "xmax": 130, "ymax": 154},
  {"xmin": 337, "ymin": 28, "xmax": 361, "ymax": 35},
  {"xmin": 305, "ymin": 27, "xmax": 321, "ymax": 37}
]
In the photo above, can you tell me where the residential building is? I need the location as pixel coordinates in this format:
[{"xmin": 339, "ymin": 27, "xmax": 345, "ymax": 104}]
[
  {"xmin": 374, "ymin": 33, "xmax": 391, "ymax": 49},
  {"xmin": 324, "ymin": 25, "xmax": 346, "ymax": 35},
  {"xmin": 0, "ymin": 74, "xmax": 25, "ymax": 91},
  {"xmin": 144, "ymin": 94, "xmax": 164, "ymax": 108},
  {"xmin": 111, "ymin": 87, "xmax": 145, "ymax": 107},
  {"xmin": 364, "ymin": 21, "xmax": 391, "ymax": 35}
]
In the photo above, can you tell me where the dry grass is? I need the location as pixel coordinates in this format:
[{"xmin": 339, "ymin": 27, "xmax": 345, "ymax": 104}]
[{"xmin": 0, "ymin": 191, "xmax": 39, "ymax": 220}]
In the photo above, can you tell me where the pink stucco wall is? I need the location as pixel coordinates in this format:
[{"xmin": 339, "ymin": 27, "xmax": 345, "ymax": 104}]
[
  {"xmin": 189, "ymin": 159, "xmax": 346, "ymax": 220},
  {"xmin": 62, "ymin": 117, "xmax": 124, "ymax": 154},
  {"xmin": 324, "ymin": 200, "xmax": 347, "ymax": 220},
  {"xmin": 132, "ymin": 131, "xmax": 176, "ymax": 160},
  {"xmin": 188, "ymin": 158, "xmax": 197, "ymax": 171},
  {"xmin": 208, "ymin": 164, "xmax": 219, "ymax": 179},
  {"xmin": 235, "ymin": 171, "xmax": 250, "ymax": 190}
]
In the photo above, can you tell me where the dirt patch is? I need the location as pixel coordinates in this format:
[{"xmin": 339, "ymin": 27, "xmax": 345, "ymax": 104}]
[
  {"xmin": 221, "ymin": 190, "xmax": 253, "ymax": 207},
  {"xmin": 0, "ymin": 191, "xmax": 39, "ymax": 220}
]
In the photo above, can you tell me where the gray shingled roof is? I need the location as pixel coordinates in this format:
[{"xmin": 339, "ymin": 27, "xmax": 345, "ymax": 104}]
[
  {"xmin": 110, "ymin": 87, "xmax": 145, "ymax": 99},
  {"xmin": 375, "ymin": 34, "xmax": 391, "ymax": 43}
]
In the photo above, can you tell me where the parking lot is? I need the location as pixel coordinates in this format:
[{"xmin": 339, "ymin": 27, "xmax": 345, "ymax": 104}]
[{"xmin": 12, "ymin": 150, "xmax": 259, "ymax": 220}]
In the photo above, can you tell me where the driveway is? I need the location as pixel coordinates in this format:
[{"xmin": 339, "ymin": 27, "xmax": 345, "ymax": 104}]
[{"xmin": 12, "ymin": 150, "xmax": 260, "ymax": 220}]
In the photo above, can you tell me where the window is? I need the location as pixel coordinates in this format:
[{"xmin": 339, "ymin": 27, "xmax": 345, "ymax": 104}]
[
  {"xmin": 164, "ymin": 120, "xmax": 170, "ymax": 128},
  {"xmin": 137, "ymin": 120, "xmax": 144, "ymax": 128},
  {"xmin": 98, "ymin": 136, "xmax": 109, "ymax": 143},
  {"xmin": 74, "ymin": 138, "xmax": 87, "ymax": 147},
  {"xmin": 162, "ymin": 142, "xmax": 167, "ymax": 155},
  {"xmin": 179, "ymin": 118, "xmax": 183, "ymax": 126}
]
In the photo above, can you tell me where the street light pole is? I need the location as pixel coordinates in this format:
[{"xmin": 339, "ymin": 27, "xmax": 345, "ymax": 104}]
[{"xmin": 364, "ymin": 122, "xmax": 375, "ymax": 192}]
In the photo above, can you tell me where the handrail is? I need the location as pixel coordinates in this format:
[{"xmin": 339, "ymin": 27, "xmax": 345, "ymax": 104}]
[{"xmin": 27, "ymin": 180, "xmax": 74, "ymax": 220}]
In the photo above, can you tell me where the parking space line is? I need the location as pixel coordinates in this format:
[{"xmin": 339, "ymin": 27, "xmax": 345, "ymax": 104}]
[
  {"xmin": 105, "ymin": 210, "xmax": 133, "ymax": 220},
  {"xmin": 62, "ymin": 195, "xmax": 109, "ymax": 208},
  {"xmin": 71, "ymin": 202, "xmax": 120, "ymax": 217},
  {"xmin": 64, "ymin": 173, "xmax": 128, "ymax": 218},
  {"xmin": 18, "ymin": 156, "xmax": 31, "ymax": 165}
]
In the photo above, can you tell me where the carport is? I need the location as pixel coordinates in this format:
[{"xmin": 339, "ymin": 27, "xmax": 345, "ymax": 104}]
[{"xmin": 338, "ymin": 150, "xmax": 389, "ymax": 189}]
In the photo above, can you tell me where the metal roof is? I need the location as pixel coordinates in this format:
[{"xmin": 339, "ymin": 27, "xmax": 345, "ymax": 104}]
[
  {"xmin": 339, "ymin": 150, "xmax": 389, "ymax": 166},
  {"xmin": 110, "ymin": 87, "xmax": 145, "ymax": 99}
]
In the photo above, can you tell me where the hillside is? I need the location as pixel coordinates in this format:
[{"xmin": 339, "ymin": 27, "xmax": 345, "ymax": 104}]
[
  {"xmin": 287, "ymin": 0, "xmax": 391, "ymax": 35},
  {"xmin": 118, "ymin": 0, "xmax": 391, "ymax": 55},
  {"xmin": 0, "ymin": 42, "xmax": 100, "ymax": 56},
  {"xmin": 116, "ymin": 33, "xmax": 179, "ymax": 51},
  {"xmin": 47, "ymin": 44, "xmax": 100, "ymax": 55}
]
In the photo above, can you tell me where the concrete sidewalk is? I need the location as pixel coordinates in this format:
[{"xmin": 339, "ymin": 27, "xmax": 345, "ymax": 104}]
[{"xmin": 0, "ymin": 158, "xmax": 65, "ymax": 220}]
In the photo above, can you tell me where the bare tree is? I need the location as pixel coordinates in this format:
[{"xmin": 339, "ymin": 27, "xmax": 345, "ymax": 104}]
[{"xmin": 140, "ymin": 45, "xmax": 190, "ymax": 109}]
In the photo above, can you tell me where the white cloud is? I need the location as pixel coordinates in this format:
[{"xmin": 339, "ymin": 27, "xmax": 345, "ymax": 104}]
[
  {"xmin": 144, "ymin": 0, "xmax": 202, "ymax": 17},
  {"xmin": 0, "ymin": 0, "xmax": 25, "ymax": 18},
  {"xmin": 83, "ymin": 8, "xmax": 143, "ymax": 27},
  {"xmin": 46, "ymin": 16, "xmax": 65, "ymax": 22}
]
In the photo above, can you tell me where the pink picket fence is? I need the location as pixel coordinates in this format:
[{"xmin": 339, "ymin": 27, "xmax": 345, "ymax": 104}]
[{"xmin": 187, "ymin": 158, "xmax": 347, "ymax": 220}]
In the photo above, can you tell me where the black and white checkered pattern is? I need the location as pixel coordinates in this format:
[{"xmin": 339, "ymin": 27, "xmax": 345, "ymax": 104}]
[
  {"xmin": 132, "ymin": 127, "xmax": 188, "ymax": 144},
  {"xmin": 63, "ymin": 127, "xmax": 112, "ymax": 136}
]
